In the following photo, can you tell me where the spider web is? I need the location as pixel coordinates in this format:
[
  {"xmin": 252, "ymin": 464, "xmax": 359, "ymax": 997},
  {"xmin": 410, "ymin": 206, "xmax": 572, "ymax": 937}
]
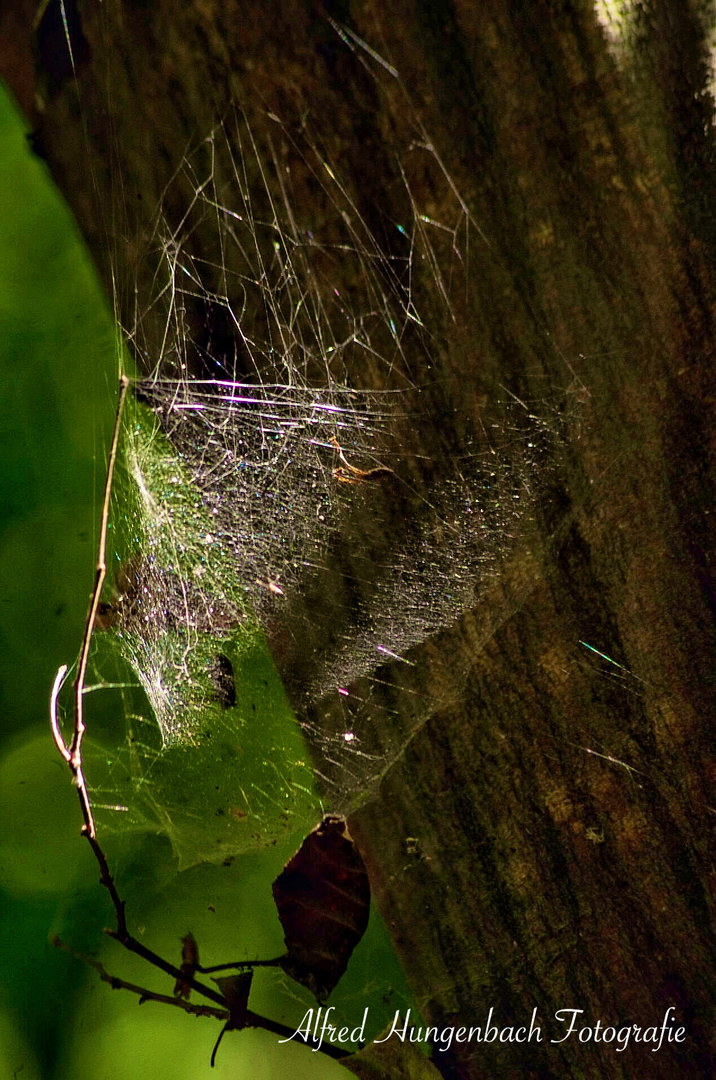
[{"xmin": 75, "ymin": 90, "xmax": 576, "ymax": 868}]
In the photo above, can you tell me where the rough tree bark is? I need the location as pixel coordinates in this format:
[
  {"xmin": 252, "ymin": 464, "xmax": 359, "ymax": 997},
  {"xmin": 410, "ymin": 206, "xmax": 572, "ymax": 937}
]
[{"xmin": 4, "ymin": 1, "xmax": 716, "ymax": 1077}]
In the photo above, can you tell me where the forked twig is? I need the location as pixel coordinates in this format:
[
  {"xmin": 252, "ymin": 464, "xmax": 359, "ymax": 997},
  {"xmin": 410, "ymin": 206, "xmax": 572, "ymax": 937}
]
[
  {"xmin": 51, "ymin": 935, "xmax": 230, "ymax": 1020},
  {"xmin": 50, "ymin": 934, "xmax": 324, "ymax": 1049},
  {"xmin": 50, "ymin": 375, "xmax": 134, "ymax": 945},
  {"xmin": 51, "ymin": 372, "xmax": 130, "ymax": 841}
]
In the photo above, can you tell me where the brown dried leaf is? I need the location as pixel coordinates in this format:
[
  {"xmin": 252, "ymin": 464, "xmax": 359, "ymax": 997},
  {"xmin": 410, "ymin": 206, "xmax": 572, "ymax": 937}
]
[
  {"xmin": 173, "ymin": 932, "xmax": 200, "ymax": 999},
  {"xmin": 214, "ymin": 971, "xmax": 253, "ymax": 1030},
  {"xmin": 272, "ymin": 814, "xmax": 370, "ymax": 1001},
  {"xmin": 210, "ymin": 971, "xmax": 254, "ymax": 1067}
]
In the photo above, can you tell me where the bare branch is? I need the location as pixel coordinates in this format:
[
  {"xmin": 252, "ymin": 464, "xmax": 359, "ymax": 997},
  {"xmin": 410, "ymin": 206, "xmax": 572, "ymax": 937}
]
[
  {"xmin": 49, "ymin": 375, "xmax": 134, "ymax": 940},
  {"xmin": 197, "ymin": 956, "xmax": 284, "ymax": 975},
  {"xmin": 51, "ymin": 935, "xmax": 350, "ymax": 1057},
  {"xmin": 104, "ymin": 929, "xmax": 228, "ymax": 1007},
  {"xmin": 51, "ymin": 936, "xmax": 229, "ymax": 1020}
]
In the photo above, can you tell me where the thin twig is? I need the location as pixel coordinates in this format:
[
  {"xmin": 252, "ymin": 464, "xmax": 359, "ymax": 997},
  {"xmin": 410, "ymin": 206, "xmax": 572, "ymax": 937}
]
[
  {"xmin": 50, "ymin": 375, "xmax": 133, "ymax": 939},
  {"xmin": 197, "ymin": 956, "xmax": 283, "ymax": 974},
  {"xmin": 51, "ymin": 375, "xmax": 130, "ymax": 841},
  {"xmin": 71, "ymin": 373, "xmax": 130, "ymax": 839},
  {"xmin": 52, "ymin": 935, "xmax": 229, "ymax": 1020},
  {"xmin": 50, "ymin": 933, "xmax": 349, "ymax": 1056},
  {"xmin": 104, "ymin": 929, "xmax": 228, "ymax": 1006},
  {"xmin": 50, "ymin": 664, "xmax": 71, "ymax": 763}
]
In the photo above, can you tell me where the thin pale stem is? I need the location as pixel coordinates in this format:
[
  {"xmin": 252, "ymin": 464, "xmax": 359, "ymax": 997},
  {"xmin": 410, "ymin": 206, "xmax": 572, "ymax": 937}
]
[
  {"xmin": 71, "ymin": 373, "xmax": 129, "ymax": 838},
  {"xmin": 50, "ymin": 664, "xmax": 71, "ymax": 762}
]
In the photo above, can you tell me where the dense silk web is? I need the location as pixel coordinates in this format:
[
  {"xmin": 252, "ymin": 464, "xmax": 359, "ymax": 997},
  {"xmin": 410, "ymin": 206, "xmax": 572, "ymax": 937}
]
[{"xmin": 81, "ymin": 101, "xmax": 574, "ymax": 864}]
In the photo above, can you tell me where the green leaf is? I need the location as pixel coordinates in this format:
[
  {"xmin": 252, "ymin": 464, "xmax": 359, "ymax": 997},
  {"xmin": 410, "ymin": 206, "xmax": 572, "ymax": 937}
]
[{"xmin": 83, "ymin": 397, "xmax": 322, "ymax": 867}]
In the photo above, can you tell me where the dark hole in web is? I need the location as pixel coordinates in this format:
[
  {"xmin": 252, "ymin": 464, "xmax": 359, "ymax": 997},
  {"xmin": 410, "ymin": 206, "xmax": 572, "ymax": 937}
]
[{"xmin": 208, "ymin": 653, "xmax": 237, "ymax": 709}]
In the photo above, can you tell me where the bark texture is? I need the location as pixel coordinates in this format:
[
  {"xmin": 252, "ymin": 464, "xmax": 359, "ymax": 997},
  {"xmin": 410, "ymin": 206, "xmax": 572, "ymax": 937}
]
[{"xmin": 5, "ymin": 1, "xmax": 716, "ymax": 1076}]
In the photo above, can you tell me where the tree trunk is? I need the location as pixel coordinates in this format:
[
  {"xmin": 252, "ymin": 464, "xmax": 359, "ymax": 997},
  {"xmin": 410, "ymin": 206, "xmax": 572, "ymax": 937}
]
[{"xmin": 6, "ymin": 1, "xmax": 716, "ymax": 1076}]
